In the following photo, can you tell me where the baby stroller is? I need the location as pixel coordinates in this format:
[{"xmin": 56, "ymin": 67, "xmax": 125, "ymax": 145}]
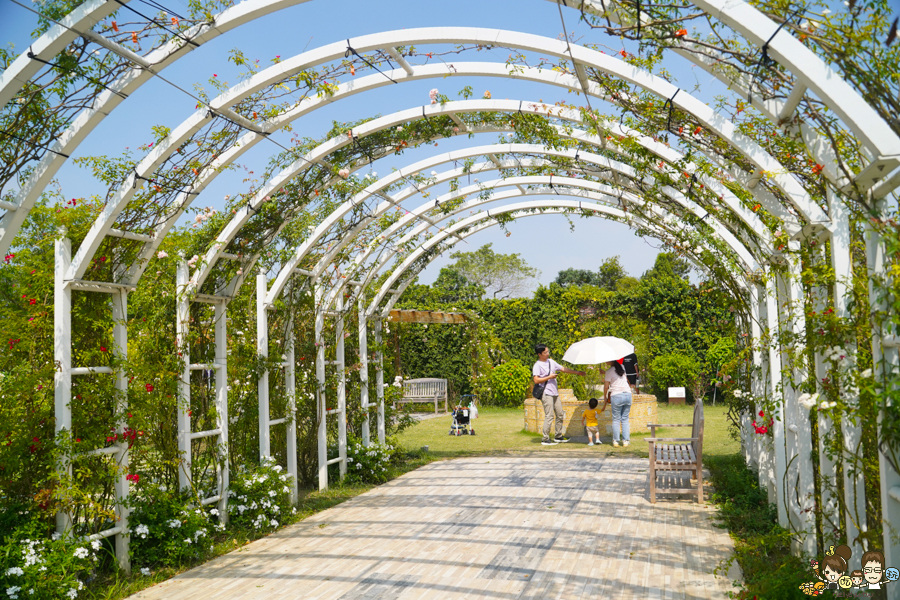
[{"xmin": 449, "ymin": 397, "xmax": 478, "ymax": 436}]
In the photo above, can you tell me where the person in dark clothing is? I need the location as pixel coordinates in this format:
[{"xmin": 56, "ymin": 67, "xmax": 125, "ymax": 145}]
[{"xmin": 622, "ymin": 353, "xmax": 639, "ymax": 391}]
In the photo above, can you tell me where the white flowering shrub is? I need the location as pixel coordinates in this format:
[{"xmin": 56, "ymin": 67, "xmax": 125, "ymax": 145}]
[
  {"xmin": 342, "ymin": 436, "xmax": 400, "ymax": 485},
  {"xmin": 0, "ymin": 518, "xmax": 98, "ymax": 600},
  {"xmin": 126, "ymin": 484, "xmax": 216, "ymax": 569},
  {"xmin": 226, "ymin": 457, "xmax": 292, "ymax": 534}
]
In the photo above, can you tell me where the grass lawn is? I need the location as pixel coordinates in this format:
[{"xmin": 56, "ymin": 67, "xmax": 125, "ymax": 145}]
[{"xmin": 396, "ymin": 402, "xmax": 740, "ymax": 458}]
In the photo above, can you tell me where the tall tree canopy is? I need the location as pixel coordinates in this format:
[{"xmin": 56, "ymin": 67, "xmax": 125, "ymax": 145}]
[
  {"xmin": 641, "ymin": 252, "xmax": 692, "ymax": 281},
  {"xmin": 553, "ymin": 256, "xmax": 626, "ymax": 291},
  {"xmin": 448, "ymin": 243, "xmax": 539, "ymax": 299}
]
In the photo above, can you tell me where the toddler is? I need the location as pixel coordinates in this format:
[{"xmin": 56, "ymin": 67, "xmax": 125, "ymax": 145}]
[{"xmin": 582, "ymin": 398, "xmax": 604, "ymax": 446}]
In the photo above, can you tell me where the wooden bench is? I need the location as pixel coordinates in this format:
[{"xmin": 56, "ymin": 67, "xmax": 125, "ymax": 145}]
[
  {"xmin": 647, "ymin": 398, "xmax": 704, "ymax": 503},
  {"xmin": 399, "ymin": 378, "xmax": 448, "ymax": 414}
]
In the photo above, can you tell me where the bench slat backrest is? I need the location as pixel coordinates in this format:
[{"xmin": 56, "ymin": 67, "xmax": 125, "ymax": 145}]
[
  {"xmin": 691, "ymin": 398, "xmax": 705, "ymax": 466},
  {"xmin": 403, "ymin": 378, "xmax": 447, "ymax": 397}
]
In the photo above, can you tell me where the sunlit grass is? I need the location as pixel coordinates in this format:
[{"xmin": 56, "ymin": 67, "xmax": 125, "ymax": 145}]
[{"xmin": 396, "ymin": 402, "xmax": 740, "ymax": 458}]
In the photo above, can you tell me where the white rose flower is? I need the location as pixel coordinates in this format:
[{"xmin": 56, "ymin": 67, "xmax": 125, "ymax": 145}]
[
  {"xmin": 73, "ymin": 548, "xmax": 89, "ymax": 559},
  {"xmin": 798, "ymin": 393, "xmax": 819, "ymax": 410},
  {"xmin": 140, "ymin": 568, "xmax": 151, "ymax": 576}
]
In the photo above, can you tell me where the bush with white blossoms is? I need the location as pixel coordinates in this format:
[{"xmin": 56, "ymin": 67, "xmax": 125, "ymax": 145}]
[
  {"xmin": 226, "ymin": 457, "xmax": 293, "ymax": 534},
  {"xmin": 0, "ymin": 517, "xmax": 97, "ymax": 600},
  {"xmin": 126, "ymin": 483, "xmax": 215, "ymax": 569},
  {"xmin": 341, "ymin": 436, "xmax": 401, "ymax": 485}
]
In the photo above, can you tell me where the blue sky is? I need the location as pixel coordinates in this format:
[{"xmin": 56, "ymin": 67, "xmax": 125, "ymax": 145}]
[{"xmin": 0, "ymin": 0, "xmax": 760, "ymax": 289}]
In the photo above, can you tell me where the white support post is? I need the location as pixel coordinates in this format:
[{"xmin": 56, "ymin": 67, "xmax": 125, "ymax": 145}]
[
  {"xmin": 315, "ymin": 285, "xmax": 328, "ymax": 490},
  {"xmin": 748, "ymin": 284, "xmax": 764, "ymax": 470},
  {"xmin": 830, "ymin": 193, "xmax": 867, "ymax": 556},
  {"xmin": 257, "ymin": 272, "xmax": 271, "ymax": 460},
  {"xmin": 336, "ymin": 296, "xmax": 347, "ymax": 478},
  {"xmin": 54, "ymin": 234, "xmax": 73, "ymax": 535},
  {"xmin": 358, "ymin": 298, "xmax": 371, "ymax": 447},
  {"xmin": 111, "ymin": 289, "xmax": 130, "ymax": 573},
  {"xmin": 865, "ymin": 199, "xmax": 898, "ymax": 565},
  {"xmin": 284, "ymin": 316, "xmax": 298, "ymax": 504},
  {"xmin": 783, "ymin": 263, "xmax": 817, "ymax": 556},
  {"xmin": 214, "ymin": 300, "xmax": 229, "ymax": 523},
  {"xmin": 374, "ymin": 318, "xmax": 385, "ymax": 445},
  {"xmin": 766, "ymin": 272, "xmax": 788, "ymax": 527},
  {"xmin": 176, "ymin": 259, "xmax": 192, "ymax": 492}
]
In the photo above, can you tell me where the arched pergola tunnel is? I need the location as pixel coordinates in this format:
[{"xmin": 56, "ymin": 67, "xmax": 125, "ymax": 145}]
[{"xmin": 3, "ymin": 0, "xmax": 899, "ymax": 577}]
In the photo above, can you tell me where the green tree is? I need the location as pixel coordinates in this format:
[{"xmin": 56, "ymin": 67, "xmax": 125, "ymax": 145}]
[
  {"xmin": 616, "ymin": 276, "xmax": 640, "ymax": 293},
  {"xmin": 641, "ymin": 252, "xmax": 692, "ymax": 281},
  {"xmin": 553, "ymin": 256, "xmax": 626, "ymax": 291},
  {"xmin": 432, "ymin": 267, "xmax": 485, "ymax": 303},
  {"xmin": 449, "ymin": 243, "xmax": 539, "ymax": 299},
  {"xmin": 596, "ymin": 256, "xmax": 626, "ymax": 291},
  {"xmin": 553, "ymin": 268, "xmax": 599, "ymax": 287}
]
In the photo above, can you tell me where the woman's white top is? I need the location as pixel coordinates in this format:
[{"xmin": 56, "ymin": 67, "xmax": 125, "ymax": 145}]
[{"xmin": 605, "ymin": 366, "xmax": 631, "ymax": 395}]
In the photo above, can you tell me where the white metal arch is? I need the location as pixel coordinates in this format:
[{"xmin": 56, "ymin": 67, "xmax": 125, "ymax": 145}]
[
  {"xmin": 161, "ymin": 95, "xmax": 782, "ymax": 302},
  {"xmin": 263, "ymin": 136, "xmax": 766, "ymax": 308},
  {"xmin": 566, "ymin": 0, "xmax": 900, "ymax": 192},
  {"xmin": 318, "ymin": 167, "xmax": 760, "ymax": 296},
  {"xmin": 3, "ymin": 0, "xmax": 894, "ymax": 245},
  {"xmin": 375, "ymin": 215, "xmax": 743, "ymax": 319},
  {"xmin": 359, "ymin": 199, "xmax": 736, "ymax": 316},
  {"xmin": 53, "ymin": 27, "xmax": 827, "ymax": 286},
  {"xmin": 311, "ymin": 174, "xmax": 757, "ymax": 312},
  {"xmin": 323, "ymin": 183, "xmax": 753, "ymax": 316},
  {"xmin": 119, "ymin": 85, "xmax": 783, "ymax": 288}
]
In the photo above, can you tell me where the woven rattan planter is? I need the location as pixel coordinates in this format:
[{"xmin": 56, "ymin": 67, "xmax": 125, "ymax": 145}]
[{"xmin": 524, "ymin": 389, "xmax": 658, "ymax": 437}]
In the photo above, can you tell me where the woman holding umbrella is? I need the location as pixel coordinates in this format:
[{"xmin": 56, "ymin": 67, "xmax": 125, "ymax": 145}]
[
  {"xmin": 605, "ymin": 358, "xmax": 632, "ymax": 447},
  {"xmin": 561, "ymin": 337, "xmax": 635, "ymax": 447}
]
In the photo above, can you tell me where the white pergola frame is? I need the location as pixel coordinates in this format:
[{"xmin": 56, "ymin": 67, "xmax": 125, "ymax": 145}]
[{"xmin": 1, "ymin": 0, "xmax": 893, "ymax": 570}]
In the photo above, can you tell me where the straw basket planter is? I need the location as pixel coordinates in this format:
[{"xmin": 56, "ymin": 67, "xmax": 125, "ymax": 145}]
[{"xmin": 524, "ymin": 389, "xmax": 658, "ymax": 437}]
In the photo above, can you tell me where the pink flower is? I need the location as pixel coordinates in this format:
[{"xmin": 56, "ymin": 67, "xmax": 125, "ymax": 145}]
[
  {"xmin": 156, "ymin": 251, "xmax": 168, "ymax": 259},
  {"xmin": 429, "ymin": 88, "xmax": 439, "ymax": 102},
  {"xmin": 339, "ymin": 168, "xmax": 350, "ymax": 179}
]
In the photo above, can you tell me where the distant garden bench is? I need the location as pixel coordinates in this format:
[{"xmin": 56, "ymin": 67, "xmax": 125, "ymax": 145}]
[
  {"xmin": 399, "ymin": 378, "xmax": 448, "ymax": 414},
  {"xmin": 647, "ymin": 399, "xmax": 705, "ymax": 503}
]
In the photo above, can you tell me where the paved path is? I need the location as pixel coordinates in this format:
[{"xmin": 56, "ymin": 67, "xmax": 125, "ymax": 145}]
[{"xmin": 130, "ymin": 456, "xmax": 740, "ymax": 599}]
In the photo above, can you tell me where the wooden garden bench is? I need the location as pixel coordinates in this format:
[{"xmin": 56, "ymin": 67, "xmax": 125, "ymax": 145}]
[
  {"xmin": 647, "ymin": 398, "xmax": 704, "ymax": 503},
  {"xmin": 399, "ymin": 378, "xmax": 448, "ymax": 414}
]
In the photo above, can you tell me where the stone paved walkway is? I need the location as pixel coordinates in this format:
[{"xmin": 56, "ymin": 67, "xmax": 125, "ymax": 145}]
[{"xmin": 129, "ymin": 456, "xmax": 740, "ymax": 599}]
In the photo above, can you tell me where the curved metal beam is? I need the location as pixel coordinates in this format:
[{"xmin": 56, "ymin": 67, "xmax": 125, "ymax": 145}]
[
  {"xmin": 326, "ymin": 184, "xmax": 751, "ymax": 315},
  {"xmin": 264, "ymin": 136, "xmax": 765, "ymax": 306},
  {"xmin": 140, "ymin": 94, "xmax": 781, "ymax": 294},
  {"xmin": 361, "ymin": 199, "xmax": 747, "ymax": 317},
  {"xmin": 59, "ymin": 27, "xmax": 821, "ymax": 283}
]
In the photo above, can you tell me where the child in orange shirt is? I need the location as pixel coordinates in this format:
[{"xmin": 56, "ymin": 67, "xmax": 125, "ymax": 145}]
[{"xmin": 582, "ymin": 398, "xmax": 604, "ymax": 446}]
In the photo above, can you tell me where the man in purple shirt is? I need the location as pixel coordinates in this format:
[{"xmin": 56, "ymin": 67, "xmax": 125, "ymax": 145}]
[{"xmin": 533, "ymin": 344, "xmax": 586, "ymax": 445}]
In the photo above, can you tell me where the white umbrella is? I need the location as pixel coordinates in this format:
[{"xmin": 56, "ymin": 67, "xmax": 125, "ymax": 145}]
[{"xmin": 561, "ymin": 336, "xmax": 634, "ymax": 365}]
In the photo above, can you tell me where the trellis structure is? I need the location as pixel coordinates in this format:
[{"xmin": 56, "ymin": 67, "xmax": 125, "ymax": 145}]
[{"xmin": 2, "ymin": 0, "xmax": 899, "ymax": 578}]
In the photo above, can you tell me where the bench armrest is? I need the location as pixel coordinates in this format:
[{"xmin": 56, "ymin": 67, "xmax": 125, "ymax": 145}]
[{"xmin": 646, "ymin": 437, "xmax": 698, "ymax": 442}]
